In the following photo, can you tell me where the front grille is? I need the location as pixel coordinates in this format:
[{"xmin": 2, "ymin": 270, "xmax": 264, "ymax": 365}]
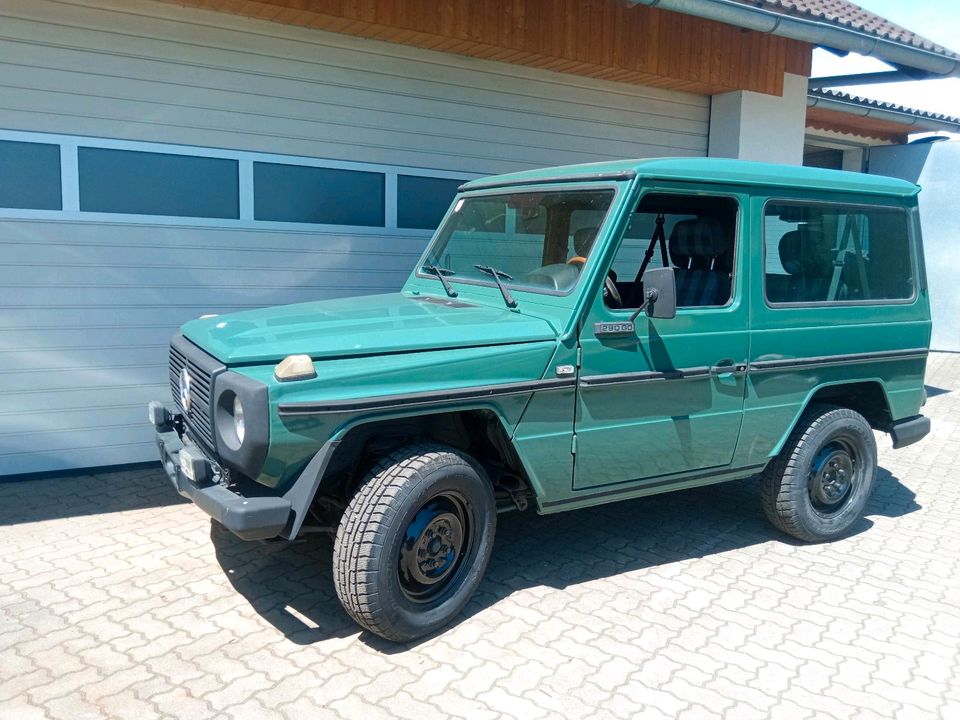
[{"xmin": 168, "ymin": 336, "xmax": 224, "ymax": 454}]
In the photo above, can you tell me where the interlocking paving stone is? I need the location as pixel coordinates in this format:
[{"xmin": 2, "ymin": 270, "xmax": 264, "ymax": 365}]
[{"xmin": 2, "ymin": 352, "xmax": 960, "ymax": 719}]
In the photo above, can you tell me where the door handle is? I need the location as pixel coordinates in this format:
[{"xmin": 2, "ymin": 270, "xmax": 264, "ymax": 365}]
[{"xmin": 710, "ymin": 360, "xmax": 748, "ymax": 376}]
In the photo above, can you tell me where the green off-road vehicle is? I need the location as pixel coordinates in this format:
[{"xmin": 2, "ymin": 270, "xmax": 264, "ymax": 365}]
[{"xmin": 151, "ymin": 158, "xmax": 931, "ymax": 641}]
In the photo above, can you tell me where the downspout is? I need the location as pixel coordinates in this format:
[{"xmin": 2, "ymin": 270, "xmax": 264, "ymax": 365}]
[{"xmin": 628, "ymin": 0, "xmax": 960, "ymax": 77}]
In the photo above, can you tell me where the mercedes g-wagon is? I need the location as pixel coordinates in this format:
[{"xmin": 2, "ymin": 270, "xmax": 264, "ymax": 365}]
[{"xmin": 150, "ymin": 158, "xmax": 931, "ymax": 641}]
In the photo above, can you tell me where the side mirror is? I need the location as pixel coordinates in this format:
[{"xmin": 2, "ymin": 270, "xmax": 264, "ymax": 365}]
[
  {"xmin": 631, "ymin": 266, "xmax": 676, "ymax": 321},
  {"xmin": 593, "ymin": 266, "xmax": 676, "ymax": 339}
]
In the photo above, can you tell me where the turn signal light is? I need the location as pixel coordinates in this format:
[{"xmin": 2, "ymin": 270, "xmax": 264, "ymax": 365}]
[{"xmin": 274, "ymin": 354, "xmax": 317, "ymax": 382}]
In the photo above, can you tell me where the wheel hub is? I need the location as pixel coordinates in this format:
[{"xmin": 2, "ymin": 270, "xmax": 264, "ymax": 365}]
[
  {"xmin": 810, "ymin": 445, "xmax": 855, "ymax": 511},
  {"xmin": 398, "ymin": 497, "xmax": 469, "ymax": 602}
]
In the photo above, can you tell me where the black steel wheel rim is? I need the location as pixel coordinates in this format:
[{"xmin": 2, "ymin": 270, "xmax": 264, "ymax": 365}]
[
  {"xmin": 808, "ymin": 435, "xmax": 862, "ymax": 516},
  {"xmin": 398, "ymin": 491, "xmax": 472, "ymax": 603}
]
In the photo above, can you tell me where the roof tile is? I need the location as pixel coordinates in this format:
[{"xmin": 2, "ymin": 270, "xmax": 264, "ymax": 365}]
[
  {"xmin": 727, "ymin": 0, "xmax": 958, "ymax": 59},
  {"xmin": 809, "ymin": 87, "xmax": 960, "ymax": 126}
]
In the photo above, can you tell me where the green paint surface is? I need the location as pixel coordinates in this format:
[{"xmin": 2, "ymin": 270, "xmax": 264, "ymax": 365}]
[{"xmin": 175, "ymin": 159, "xmax": 930, "ymax": 510}]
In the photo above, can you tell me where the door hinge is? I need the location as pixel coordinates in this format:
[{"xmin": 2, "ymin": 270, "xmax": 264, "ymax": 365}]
[
  {"xmin": 576, "ymin": 346, "xmax": 582, "ymax": 368},
  {"xmin": 571, "ymin": 433, "xmax": 577, "ymax": 455}
]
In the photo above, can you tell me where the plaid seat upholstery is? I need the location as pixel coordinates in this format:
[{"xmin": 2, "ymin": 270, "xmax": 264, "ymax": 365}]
[
  {"xmin": 670, "ymin": 218, "xmax": 725, "ymax": 262},
  {"xmin": 774, "ymin": 228, "xmax": 844, "ymax": 303},
  {"xmin": 675, "ymin": 268, "xmax": 731, "ymax": 307},
  {"xmin": 668, "ymin": 218, "xmax": 730, "ymax": 307}
]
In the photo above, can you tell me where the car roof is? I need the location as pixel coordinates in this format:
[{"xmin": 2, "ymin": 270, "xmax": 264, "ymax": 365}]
[{"xmin": 459, "ymin": 157, "xmax": 920, "ymax": 198}]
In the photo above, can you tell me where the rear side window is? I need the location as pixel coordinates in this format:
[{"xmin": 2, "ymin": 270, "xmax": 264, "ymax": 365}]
[{"xmin": 763, "ymin": 201, "xmax": 914, "ymax": 305}]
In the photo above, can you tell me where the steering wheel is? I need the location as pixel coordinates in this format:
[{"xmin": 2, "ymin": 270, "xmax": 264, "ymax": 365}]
[{"xmin": 567, "ymin": 257, "xmax": 622, "ymax": 308}]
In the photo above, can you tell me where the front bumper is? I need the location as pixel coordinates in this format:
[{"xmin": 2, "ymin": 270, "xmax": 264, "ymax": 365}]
[{"xmin": 154, "ymin": 426, "xmax": 291, "ymax": 541}]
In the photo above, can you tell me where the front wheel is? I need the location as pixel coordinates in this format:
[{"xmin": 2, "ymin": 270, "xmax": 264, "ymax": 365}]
[
  {"xmin": 333, "ymin": 444, "xmax": 496, "ymax": 641},
  {"xmin": 760, "ymin": 406, "xmax": 878, "ymax": 542}
]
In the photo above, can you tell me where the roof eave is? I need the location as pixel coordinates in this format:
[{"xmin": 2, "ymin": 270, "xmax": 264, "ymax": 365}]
[
  {"xmin": 807, "ymin": 93, "xmax": 960, "ymax": 134},
  {"xmin": 627, "ymin": 0, "xmax": 960, "ymax": 77}
]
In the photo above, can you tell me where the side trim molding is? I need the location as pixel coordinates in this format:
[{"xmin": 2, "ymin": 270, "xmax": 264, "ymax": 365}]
[
  {"xmin": 749, "ymin": 348, "xmax": 928, "ymax": 373},
  {"xmin": 278, "ymin": 349, "xmax": 927, "ymax": 416},
  {"xmin": 278, "ymin": 377, "xmax": 576, "ymax": 417},
  {"xmin": 579, "ymin": 366, "xmax": 711, "ymax": 387},
  {"xmin": 542, "ymin": 463, "xmax": 767, "ymax": 509}
]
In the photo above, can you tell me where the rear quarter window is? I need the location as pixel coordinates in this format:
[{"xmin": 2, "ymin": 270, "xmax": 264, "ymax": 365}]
[{"xmin": 763, "ymin": 201, "xmax": 914, "ymax": 305}]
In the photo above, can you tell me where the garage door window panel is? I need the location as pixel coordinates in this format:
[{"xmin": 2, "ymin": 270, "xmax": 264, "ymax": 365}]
[
  {"xmin": 397, "ymin": 175, "xmax": 464, "ymax": 230},
  {"xmin": 254, "ymin": 162, "xmax": 384, "ymax": 227},
  {"xmin": 78, "ymin": 148, "xmax": 239, "ymax": 219},
  {"xmin": 0, "ymin": 140, "xmax": 62, "ymax": 210}
]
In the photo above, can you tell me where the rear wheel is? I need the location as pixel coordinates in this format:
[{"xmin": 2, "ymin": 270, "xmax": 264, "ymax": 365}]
[
  {"xmin": 333, "ymin": 444, "xmax": 496, "ymax": 641},
  {"xmin": 760, "ymin": 405, "xmax": 877, "ymax": 542}
]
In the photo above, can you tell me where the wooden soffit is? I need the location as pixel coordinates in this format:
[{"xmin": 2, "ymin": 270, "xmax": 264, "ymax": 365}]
[
  {"xmin": 806, "ymin": 107, "xmax": 911, "ymax": 144},
  {"xmin": 157, "ymin": 0, "xmax": 812, "ymax": 96}
]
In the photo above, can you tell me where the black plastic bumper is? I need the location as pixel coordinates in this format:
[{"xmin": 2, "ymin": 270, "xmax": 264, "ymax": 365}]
[
  {"xmin": 890, "ymin": 414, "xmax": 931, "ymax": 449},
  {"xmin": 155, "ymin": 428, "xmax": 291, "ymax": 540}
]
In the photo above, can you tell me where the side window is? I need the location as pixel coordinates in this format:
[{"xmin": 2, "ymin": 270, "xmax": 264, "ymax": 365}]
[
  {"xmin": 764, "ymin": 202, "xmax": 914, "ymax": 304},
  {"xmin": 605, "ymin": 193, "xmax": 737, "ymax": 309}
]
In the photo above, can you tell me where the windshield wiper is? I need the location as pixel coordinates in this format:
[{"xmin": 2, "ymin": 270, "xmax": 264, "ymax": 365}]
[
  {"xmin": 474, "ymin": 264, "xmax": 517, "ymax": 308},
  {"xmin": 422, "ymin": 264, "xmax": 458, "ymax": 298}
]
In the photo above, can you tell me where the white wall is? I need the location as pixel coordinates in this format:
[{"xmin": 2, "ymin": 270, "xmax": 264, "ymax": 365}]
[
  {"xmin": 0, "ymin": 0, "xmax": 710, "ymax": 476},
  {"xmin": 708, "ymin": 73, "xmax": 809, "ymax": 165},
  {"xmin": 920, "ymin": 143, "xmax": 960, "ymax": 352},
  {"xmin": 870, "ymin": 140, "xmax": 960, "ymax": 352}
]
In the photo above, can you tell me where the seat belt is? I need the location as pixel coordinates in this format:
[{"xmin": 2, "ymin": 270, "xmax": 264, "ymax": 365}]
[
  {"xmin": 827, "ymin": 222, "xmax": 849, "ymax": 301},
  {"xmin": 828, "ymin": 215, "xmax": 870, "ymax": 301},
  {"xmin": 633, "ymin": 214, "xmax": 668, "ymax": 286},
  {"xmin": 847, "ymin": 216, "xmax": 870, "ymax": 299}
]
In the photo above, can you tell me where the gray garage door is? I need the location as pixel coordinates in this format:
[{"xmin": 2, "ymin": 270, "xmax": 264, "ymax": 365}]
[{"xmin": 0, "ymin": 0, "xmax": 709, "ymax": 476}]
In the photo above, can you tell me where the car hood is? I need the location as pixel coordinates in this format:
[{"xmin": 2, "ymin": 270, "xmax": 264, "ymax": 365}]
[{"xmin": 180, "ymin": 292, "xmax": 559, "ymax": 364}]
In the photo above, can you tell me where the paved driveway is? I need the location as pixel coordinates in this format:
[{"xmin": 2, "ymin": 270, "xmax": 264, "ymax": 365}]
[{"xmin": 2, "ymin": 353, "xmax": 959, "ymax": 720}]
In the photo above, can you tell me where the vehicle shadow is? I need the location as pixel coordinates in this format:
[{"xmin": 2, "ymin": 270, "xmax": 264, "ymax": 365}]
[
  {"xmin": 924, "ymin": 384, "xmax": 950, "ymax": 398},
  {"xmin": 211, "ymin": 466, "xmax": 920, "ymax": 650},
  {"xmin": 0, "ymin": 464, "xmax": 187, "ymax": 526}
]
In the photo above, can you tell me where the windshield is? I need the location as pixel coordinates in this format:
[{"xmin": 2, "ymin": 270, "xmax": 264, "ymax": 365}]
[{"xmin": 419, "ymin": 188, "xmax": 616, "ymax": 295}]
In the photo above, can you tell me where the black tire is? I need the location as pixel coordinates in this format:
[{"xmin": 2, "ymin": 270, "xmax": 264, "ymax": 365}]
[
  {"xmin": 760, "ymin": 405, "xmax": 877, "ymax": 543},
  {"xmin": 333, "ymin": 443, "xmax": 496, "ymax": 641}
]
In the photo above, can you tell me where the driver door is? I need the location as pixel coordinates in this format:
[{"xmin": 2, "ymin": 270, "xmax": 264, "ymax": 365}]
[{"xmin": 573, "ymin": 188, "xmax": 750, "ymax": 490}]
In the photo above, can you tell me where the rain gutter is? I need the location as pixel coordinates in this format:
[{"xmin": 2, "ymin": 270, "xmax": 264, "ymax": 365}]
[
  {"xmin": 627, "ymin": 0, "xmax": 960, "ymax": 77},
  {"xmin": 806, "ymin": 94, "xmax": 960, "ymax": 134}
]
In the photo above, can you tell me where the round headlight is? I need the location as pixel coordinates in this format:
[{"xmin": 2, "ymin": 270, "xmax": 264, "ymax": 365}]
[{"xmin": 233, "ymin": 395, "xmax": 245, "ymax": 445}]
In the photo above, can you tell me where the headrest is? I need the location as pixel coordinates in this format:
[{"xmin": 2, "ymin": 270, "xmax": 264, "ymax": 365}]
[
  {"xmin": 573, "ymin": 227, "xmax": 598, "ymax": 257},
  {"xmin": 779, "ymin": 227, "xmax": 830, "ymax": 277},
  {"xmin": 669, "ymin": 218, "xmax": 725, "ymax": 268}
]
